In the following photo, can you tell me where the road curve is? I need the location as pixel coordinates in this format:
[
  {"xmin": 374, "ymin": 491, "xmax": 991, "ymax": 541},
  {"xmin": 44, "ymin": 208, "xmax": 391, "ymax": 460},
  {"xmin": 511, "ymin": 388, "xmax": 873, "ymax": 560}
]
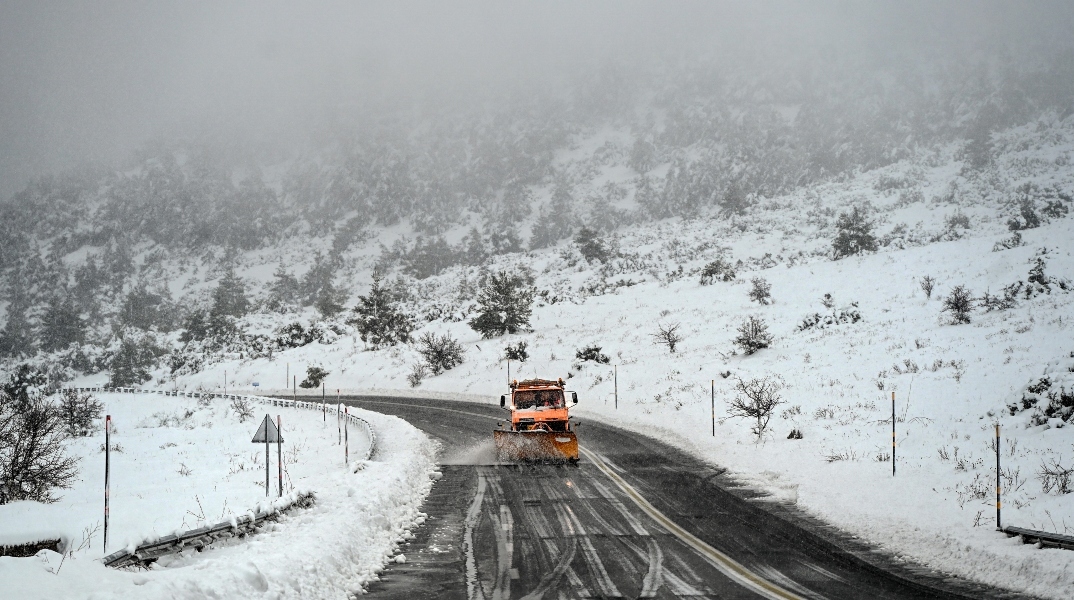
[{"xmin": 337, "ymin": 395, "xmax": 1030, "ymax": 600}]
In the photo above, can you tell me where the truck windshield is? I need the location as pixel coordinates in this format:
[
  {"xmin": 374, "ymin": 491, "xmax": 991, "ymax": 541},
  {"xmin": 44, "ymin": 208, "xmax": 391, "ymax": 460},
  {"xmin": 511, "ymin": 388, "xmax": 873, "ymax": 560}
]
[{"xmin": 513, "ymin": 390, "xmax": 564, "ymax": 409}]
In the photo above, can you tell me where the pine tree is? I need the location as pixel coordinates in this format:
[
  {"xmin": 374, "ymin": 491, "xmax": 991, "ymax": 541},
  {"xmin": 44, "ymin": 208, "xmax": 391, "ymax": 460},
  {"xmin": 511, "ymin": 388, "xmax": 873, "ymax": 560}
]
[
  {"xmin": 269, "ymin": 263, "xmax": 300, "ymax": 308},
  {"xmin": 39, "ymin": 296, "xmax": 85, "ymax": 352},
  {"xmin": 832, "ymin": 206, "xmax": 878, "ymax": 259},
  {"xmin": 469, "ymin": 270, "xmax": 534, "ymax": 338},
  {"xmin": 315, "ymin": 279, "xmax": 347, "ymax": 317},
  {"xmin": 350, "ymin": 270, "xmax": 414, "ymax": 348},
  {"xmin": 210, "ymin": 267, "xmax": 248, "ymax": 318},
  {"xmin": 529, "ymin": 183, "xmax": 575, "ymax": 249}
]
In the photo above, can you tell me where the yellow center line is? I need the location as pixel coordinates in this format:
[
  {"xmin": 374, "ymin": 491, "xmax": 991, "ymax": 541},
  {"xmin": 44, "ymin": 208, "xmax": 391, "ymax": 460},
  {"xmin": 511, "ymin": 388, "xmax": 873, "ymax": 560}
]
[{"xmin": 580, "ymin": 447, "xmax": 806, "ymax": 600}]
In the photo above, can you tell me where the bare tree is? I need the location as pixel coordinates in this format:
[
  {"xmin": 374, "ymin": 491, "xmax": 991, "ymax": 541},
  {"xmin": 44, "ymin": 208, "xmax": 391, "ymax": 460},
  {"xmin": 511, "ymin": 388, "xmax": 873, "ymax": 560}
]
[
  {"xmin": 726, "ymin": 376, "xmax": 784, "ymax": 440},
  {"xmin": 919, "ymin": 275, "xmax": 936, "ymax": 299},
  {"xmin": 651, "ymin": 322, "xmax": 683, "ymax": 353}
]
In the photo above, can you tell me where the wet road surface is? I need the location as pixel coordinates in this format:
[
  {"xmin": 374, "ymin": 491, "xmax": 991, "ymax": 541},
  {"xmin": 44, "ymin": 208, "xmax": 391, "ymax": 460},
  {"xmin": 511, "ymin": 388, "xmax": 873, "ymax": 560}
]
[{"xmin": 337, "ymin": 396, "xmax": 1031, "ymax": 600}]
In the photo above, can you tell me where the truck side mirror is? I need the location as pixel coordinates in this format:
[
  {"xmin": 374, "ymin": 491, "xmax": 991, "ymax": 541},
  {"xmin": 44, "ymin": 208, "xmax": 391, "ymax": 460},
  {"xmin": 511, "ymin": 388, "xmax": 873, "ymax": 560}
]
[
  {"xmin": 500, "ymin": 395, "xmax": 506, "ymax": 408},
  {"xmin": 572, "ymin": 392, "xmax": 578, "ymax": 404}
]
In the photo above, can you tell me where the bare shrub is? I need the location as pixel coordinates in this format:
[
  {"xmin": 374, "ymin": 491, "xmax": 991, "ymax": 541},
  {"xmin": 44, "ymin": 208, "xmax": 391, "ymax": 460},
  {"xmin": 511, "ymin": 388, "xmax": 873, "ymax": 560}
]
[
  {"xmin": 651, "ymin": 323, "xmax": 682, "ymax": 353},
  {"xmin": 919, "ymin": 275, "xmax": 936, "ymax": 299},
  {"xmin": 418, "ymin": 332, "xmax": 465, "ymax": 375},
  {"xmin": 942, "ymin": 285, "xmax": 974, "ymax": 324},
  {"xmin": 0, "ymin": 392, "xmax": 79, "ymax": 504},
  {"xmin": 58, "ymin": 389, "xmax": 103, "ymax": 437},
  {"xmin": 748, "ymin": 277, "xmax": 772, "ymax": 305},
  {"xmin": 726, "ymin": 376, "xmax": 783, "ymax": 439},
  {"xmin": 734, "ymin": 316, "xmax": 773, "ymax": 355},
  {"xmin": 407, "ymin": 362, "xmax": 429, "ymax": 387},
  {"xmin": 230, "ymin": 396, "xmax": 254, "ymax": 423},
  {"xmin": 1039, "ymin": 457, "xmax": 1073, "ymax": 495}
]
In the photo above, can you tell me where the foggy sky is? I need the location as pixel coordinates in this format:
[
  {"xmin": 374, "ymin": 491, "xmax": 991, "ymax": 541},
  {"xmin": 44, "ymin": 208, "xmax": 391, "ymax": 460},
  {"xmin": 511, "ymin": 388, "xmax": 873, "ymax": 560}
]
[{"xmin": 2, "ymin": 1, "xmax": 1072, "ymax": 200}]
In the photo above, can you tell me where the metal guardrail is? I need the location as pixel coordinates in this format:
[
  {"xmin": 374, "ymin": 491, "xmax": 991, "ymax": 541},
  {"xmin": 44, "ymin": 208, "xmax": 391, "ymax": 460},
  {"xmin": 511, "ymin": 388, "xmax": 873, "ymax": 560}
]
[
  {"xmin": 101, "ymin": 492, "xmax": 315, "ymax": 567},
  {"xmin": 1003, "ymin": 526, "xmax": 1074, "ymax": 550},
  {"xmin": 62, "ymin": 387, "xmax": 379, "ymax": 566}
]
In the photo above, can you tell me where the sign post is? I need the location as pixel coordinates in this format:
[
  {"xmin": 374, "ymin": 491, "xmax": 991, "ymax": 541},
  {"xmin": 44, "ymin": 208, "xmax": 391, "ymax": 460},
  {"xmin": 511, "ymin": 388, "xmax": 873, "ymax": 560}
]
[{"xmin": 251, "ymin": 415, "xmax": 283, "ymax": 497}]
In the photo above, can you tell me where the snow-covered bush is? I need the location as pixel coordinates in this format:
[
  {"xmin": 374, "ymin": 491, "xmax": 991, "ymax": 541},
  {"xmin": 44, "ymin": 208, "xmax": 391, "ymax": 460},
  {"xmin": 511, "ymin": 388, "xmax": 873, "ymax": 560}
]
[
  {"xmin": 734, "ymin": 316, "xmax": 773, "ymax": 355},
  {"xmin": 796, "ymin": 304, "xmax": 862, "ymax": 331},
  {"xmin": 504, "ymin": 341, "xmax": 529, "ymax": 362},
  {"xmin": 407, "ymin": 362, "xmax": 429, "ymax": 387},
  {"xmin": 1007, "ymin": 352, "xmax": 1074, "ymax": 425},
  {"xmin": 574, "ymin": 345, "xmax": 609, "ymax": 365},
  {"xmin": 699, "ymin": 258, "xmax": 736, "ymax": 285},
  {"xmin": 300, "ymin": 366, "xmax": 330, "ymax": 389},
  {"xmin": 919, "ymin": 275, "xmax": 936, "ymax": 299},
  {"xmin": 230, "ymin": 396, "xmax": 254, "ymax": 423},
  {"xmin": 942, "ymin": 285, "xmax": 974, "ymax": 325},
  {"xmin": 748, "ymin": 277, "xmax": 772, "ymax": 305},
  {"xmin": 417, "ymin": 333, "xmax": 465, "ymax": 375}
]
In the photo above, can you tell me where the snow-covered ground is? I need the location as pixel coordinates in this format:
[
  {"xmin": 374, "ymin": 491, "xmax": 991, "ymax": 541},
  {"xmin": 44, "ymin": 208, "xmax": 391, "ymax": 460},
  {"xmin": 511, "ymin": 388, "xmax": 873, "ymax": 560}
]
[{"xmin": 0, "ymin": 392, "xmax": 439, "ymax": 599}]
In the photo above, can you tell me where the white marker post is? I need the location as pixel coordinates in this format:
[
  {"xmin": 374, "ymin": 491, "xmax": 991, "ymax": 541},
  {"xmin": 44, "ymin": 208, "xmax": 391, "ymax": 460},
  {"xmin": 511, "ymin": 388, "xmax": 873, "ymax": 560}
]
[
  {"xmin": 104, "ymin": 415, "xmax": 111, "ymax": 553},
  {"xmin": 251, "ymin": 415, "xmax": 283, "ymax": 497},
  {"xmin": 344, "ymin": 406, "xmax": 350, "ymax": 465}
]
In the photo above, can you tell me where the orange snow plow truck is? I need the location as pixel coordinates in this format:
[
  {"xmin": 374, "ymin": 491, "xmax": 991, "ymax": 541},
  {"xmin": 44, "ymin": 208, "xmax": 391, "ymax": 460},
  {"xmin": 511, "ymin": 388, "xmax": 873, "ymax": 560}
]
[{"xmin": 495, "ymin": 378, "xmax": 579, "ymax": 463}]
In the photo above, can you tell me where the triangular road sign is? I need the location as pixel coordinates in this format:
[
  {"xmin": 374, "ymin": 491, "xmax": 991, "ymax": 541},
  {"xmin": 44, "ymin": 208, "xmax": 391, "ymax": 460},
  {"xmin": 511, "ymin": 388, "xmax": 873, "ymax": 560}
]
[{"xmin": 251, "ymin": 414, "xmax": 283, "ymax": 443}]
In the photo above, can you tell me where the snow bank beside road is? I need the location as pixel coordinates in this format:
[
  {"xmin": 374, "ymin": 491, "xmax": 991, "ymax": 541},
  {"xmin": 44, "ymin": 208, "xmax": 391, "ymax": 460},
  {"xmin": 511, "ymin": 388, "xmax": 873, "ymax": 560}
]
[{"xmin": 0, "ymin": 393, "xmax": 438, "ymax": 599}]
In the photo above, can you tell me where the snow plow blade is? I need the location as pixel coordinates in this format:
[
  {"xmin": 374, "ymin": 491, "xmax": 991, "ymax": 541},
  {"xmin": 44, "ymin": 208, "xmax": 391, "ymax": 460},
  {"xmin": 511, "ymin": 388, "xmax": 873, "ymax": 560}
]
[{"xmin": 494, "ymin": 430, "xmax": 579, "ymax": 463}]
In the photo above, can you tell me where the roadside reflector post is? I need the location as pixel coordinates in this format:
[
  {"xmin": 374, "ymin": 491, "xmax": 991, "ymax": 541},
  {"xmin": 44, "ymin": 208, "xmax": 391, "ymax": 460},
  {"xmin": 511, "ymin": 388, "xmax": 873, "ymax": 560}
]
[
  {"xmin": 892, "ymin": 391, "xmax": 896, "ymax": 476},
  {"xmin": 293, "ymin": 375, "xmax": 296, "ymax": 401},
  {"xmin": 344, "ymin": 406, "xmax": 350, "ymax": 465},
  {"xmin": 104, "ymin": 415, "xmax": 111, "ymax": 553},
  {"xmin": 996, "ymin": 423, "xmax": 1002, "ymax": 530},
  {"xmin": 337, "ymin": 402, "xmax": 341, "ymax": 445},
  {"xmin": 711, "ymin": 380, "xmax": 715, "ymax": 437},
  {"xmin": 277, "ymin": 416, "xmax": 283, "ymax": 497},
  {"xmin": 614, "ymin": 365, "xmax": 618, "ymax": 410},
  {"xmin": 322, "ymin": 383, "xmax": 326, "ymax": 422}
]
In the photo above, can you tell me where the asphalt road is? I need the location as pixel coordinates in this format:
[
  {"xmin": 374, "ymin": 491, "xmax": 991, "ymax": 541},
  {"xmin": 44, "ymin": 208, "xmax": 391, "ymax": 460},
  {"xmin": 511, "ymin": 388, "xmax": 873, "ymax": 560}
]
[{"xmin": 341, "ymin": 395, "xmax": 1030, "ymax": 600}]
